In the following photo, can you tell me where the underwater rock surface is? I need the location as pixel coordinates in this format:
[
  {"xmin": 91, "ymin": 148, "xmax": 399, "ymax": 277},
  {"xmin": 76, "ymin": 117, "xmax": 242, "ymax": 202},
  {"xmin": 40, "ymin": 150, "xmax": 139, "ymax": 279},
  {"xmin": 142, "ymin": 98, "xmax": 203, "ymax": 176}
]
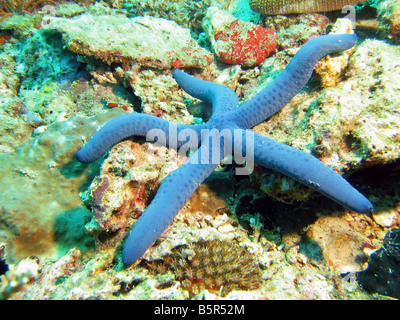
[
  {"xmin": 0, "ymin": 108, "xmax": 125, "ymax": 263},
  {"xmin": 43, "ymin": 14, "xmax": 214, "ymax": 69},
  {"xmin": 356, "ymin": 228, "xmax": 400, "ymax": 299},
  {"xmin": 203, "ymin": 7, "xmax": 277, "ymax": 67},
  {"xmin": 0, "ymin": 0, "xmax": 400, "ymax": 300},
  {"xmin": 376, "ymin": 0, "xmax": 400, "ymax": 43}
]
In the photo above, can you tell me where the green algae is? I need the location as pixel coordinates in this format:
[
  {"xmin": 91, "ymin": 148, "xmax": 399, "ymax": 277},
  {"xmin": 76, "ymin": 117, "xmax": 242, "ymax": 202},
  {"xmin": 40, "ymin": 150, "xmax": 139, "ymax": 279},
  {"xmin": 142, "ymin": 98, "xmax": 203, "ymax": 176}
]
[
  {"xmin": 17, "ymin": 29, "xmax": 80, "ymax": 90},
  {"xmin": 54, "ymin": 207, "xmax": 95, "ymax": 257}
]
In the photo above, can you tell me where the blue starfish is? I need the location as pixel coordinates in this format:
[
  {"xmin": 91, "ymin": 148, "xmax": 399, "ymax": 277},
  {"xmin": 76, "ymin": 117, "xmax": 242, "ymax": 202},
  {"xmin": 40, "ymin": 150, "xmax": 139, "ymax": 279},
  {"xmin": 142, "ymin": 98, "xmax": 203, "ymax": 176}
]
[{"xmin": 75, "ymin": 33, "xmax": 374, "ymax": 266}]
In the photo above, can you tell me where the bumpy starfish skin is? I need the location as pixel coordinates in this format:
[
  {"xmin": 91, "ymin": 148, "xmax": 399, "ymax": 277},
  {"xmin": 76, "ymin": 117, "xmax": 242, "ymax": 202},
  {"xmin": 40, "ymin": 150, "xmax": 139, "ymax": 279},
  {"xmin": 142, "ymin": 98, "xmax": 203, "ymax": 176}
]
[{"xmin": 75, "ymin": 33, "xmax": 374, "ymax": 266}]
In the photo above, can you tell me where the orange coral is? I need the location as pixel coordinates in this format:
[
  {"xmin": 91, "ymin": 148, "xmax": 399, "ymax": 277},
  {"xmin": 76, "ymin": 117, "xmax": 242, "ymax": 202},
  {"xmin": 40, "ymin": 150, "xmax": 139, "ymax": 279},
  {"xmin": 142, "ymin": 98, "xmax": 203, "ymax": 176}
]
[{"xmin": 0, "ymin": 0, "xmax": 56, "ymax": 21}]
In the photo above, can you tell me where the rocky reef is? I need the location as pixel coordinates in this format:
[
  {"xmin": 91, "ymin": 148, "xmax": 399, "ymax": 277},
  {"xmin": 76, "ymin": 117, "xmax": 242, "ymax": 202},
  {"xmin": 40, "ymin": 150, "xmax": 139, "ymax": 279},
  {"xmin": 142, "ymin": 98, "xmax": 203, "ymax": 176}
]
[
  {"xmin": 202, "ymin": 7, "xmax": 277, "ymax": 67},
  {"xmin": 0, "ymin": 0, "xmax": 400, "ymax": 300}
]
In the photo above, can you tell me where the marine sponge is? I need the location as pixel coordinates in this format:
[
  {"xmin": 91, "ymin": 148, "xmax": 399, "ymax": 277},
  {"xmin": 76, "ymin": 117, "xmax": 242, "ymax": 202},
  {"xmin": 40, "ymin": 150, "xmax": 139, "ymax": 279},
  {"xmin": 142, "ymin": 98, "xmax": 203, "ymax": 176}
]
[
  {"xmin": 145, "ymin": 240, "xmax": 262, "ymax": 297},
  {"xmin": 249, "ymin": 0, "xmax": 365, "ymax": 15}
]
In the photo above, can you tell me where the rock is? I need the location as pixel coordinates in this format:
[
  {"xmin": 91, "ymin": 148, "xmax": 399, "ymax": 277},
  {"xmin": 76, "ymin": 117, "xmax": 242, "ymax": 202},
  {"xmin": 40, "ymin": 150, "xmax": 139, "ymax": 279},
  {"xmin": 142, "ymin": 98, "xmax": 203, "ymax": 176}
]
[
  {"xmin": 84, "ymin": 140, "xmax": 183, "ymax": 247},
  {"xmin": 356, "ymin": 228, "xmax": 400, "ymax": 299},
  {"xmin": 376, "ymin": 0, "xmax": 400, "ymax": 43},
  {"xmin": 305, "ymin": 216, "xmax": 370, "ymax": 273},
  {"xmin": 0, "ymin": 108, "xmax": 125, "ymax": 263},
  {"xmin": 314, "ymin": 19, "xmax": 356, "ymax": 87},
  {"xmin": 202, "ymin": 7, "xmax": 276, "ymax": 67},
  {"xmin": 43, "ymin": 14, "xmax": 213, "ymax": 69},
  {"xmin": 0, "ymin": 52, "xmax": 34, "ymax": 153},
  {"xmin": 372, "ymin": 208, "xmax": 399, "ymax": 228},
  {"xmin": 263, "ymin": 13, "xmax": 329, "ymax": 49},
  {"xmin": 0, "ymin": 257, "xmax": 39, "ymax": 300},
  {"xmin": 115, "ymin": 0, "xmax": 223, "ymax": 32},
  {"xmin": 126, "ymin": 69, "xmax": 196, "ymax": 124}
]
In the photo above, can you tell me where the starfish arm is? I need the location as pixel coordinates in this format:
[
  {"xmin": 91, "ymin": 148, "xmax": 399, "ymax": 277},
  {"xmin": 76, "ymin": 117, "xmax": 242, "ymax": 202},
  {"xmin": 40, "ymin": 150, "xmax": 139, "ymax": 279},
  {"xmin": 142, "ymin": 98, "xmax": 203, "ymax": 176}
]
[
  {"xmin": 232, "ymin": 33, "xmax": 358, "ymax": 129},
  {"xmin": 75, "ymin": 112, "xmax": 206, "ymax": 163},
  {"xmin": 172, "ymin": 69, "xmax": 239, "ymax": 116},
  {"xmin": 246, "ymin": 132, "xmax": 373, "ymax": 213},
  {"xmin": 122, "ymin": 132, "xmax": 224, "ymax": 266}
]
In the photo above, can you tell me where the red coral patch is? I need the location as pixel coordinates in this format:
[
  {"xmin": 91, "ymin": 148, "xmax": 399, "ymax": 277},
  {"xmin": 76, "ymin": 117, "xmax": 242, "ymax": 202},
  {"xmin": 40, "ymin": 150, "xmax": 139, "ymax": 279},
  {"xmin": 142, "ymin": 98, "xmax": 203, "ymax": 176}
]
[{"xmin": 214, "ymin": 20, "xmax": 277, "ymax": 67}]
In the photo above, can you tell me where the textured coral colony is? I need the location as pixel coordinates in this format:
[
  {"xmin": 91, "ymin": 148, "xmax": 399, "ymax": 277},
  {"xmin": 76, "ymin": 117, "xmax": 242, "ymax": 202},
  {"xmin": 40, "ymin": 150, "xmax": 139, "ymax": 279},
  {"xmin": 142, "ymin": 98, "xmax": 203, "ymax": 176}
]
[{"xmin": 1, "ymin": 0, "xmax": 400, "ymax": 301}]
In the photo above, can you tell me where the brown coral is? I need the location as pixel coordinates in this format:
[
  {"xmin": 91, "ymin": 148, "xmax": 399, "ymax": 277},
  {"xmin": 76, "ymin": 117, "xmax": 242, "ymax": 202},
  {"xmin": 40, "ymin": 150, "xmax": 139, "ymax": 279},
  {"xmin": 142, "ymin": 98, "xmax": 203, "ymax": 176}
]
[
  {"xmin": 145, "ymin": 240, "xmax": 262, "ymax": 297},
  {"xmin": 249, "ymin": 0, "xmax": 365, "ymax": 15},
  {"xmin": 0, "ymin": 0, "xmax": 56, "ymax": 21}
]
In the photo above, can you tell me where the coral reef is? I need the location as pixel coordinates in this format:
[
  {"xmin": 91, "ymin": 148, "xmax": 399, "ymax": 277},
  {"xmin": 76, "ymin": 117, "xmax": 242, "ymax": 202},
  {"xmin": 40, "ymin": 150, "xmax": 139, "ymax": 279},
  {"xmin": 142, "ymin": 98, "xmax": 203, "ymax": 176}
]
[
  {"xmin": 304, "ymin": 215, "xmax": 371, "ymax": 273},
  {"xmin": 83, "ymin": 140, "xmax": 185, "ymax": 247},
  {"xmin": 11, "ymin": 211, "xmax": 382, "ymax": 300},
  {"xmin": 54, "ymin": 2, "xmax": 86, "ymax": 17},
  {"xmin": 263, "ymin": 13, "xmax": 329, "ymax": 50},
  {"xmin": 0, "ymin": 51, "xmax": 35, "ymax": 153},
  {"xmin": 203, "ymin": 7, "xmax": 277, "ymax": 67},
  {"xmin": 0, "ymin": 108, "xmax": 125, "ymax": 263},
  {"xmin": 0, "ymin": 257, "xmax": 39, "ymax": 299},
  {"xmin": 376, "ymin": 0, "xmax": 400, "ymax": 43},
  {"xmin": 16, "ymin": 29, "xmax": 80, "ymax": 90},
  {"xmin": 313, "ymin": 19, "xmax": 356, "ymax": 87},
  {"xmin": 19, "ymin": 247, "xmax": 82, "ymax": 299},
  {"xmin": 76, "ymin": 35, "xmax": 375, "ymax": 267},
  {"xmin": 126, "ymin": 69, "xmax": 197, "ymax": 124},
  {"xmin": 43, "ymin": 13, "xmax": 214, "ymax": 68},
  {"xmin": 116, "ymin": 0, "xmax": 223, "ymax": 32},
  {"xmin": 0, "ymin": 0, "xmax": 399, "ymax": 301},
  {"xmin": 0, "ymin": 0, "xmax": 58, "ymax": 32}
]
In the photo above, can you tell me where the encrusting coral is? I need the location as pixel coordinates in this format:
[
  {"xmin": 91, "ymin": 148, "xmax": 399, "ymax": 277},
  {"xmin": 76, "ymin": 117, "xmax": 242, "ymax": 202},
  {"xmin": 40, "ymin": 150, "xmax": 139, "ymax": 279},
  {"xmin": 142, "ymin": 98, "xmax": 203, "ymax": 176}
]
[{"xmin": 0, "ymin": 108, "xmax": 126, "ymax": 263}]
